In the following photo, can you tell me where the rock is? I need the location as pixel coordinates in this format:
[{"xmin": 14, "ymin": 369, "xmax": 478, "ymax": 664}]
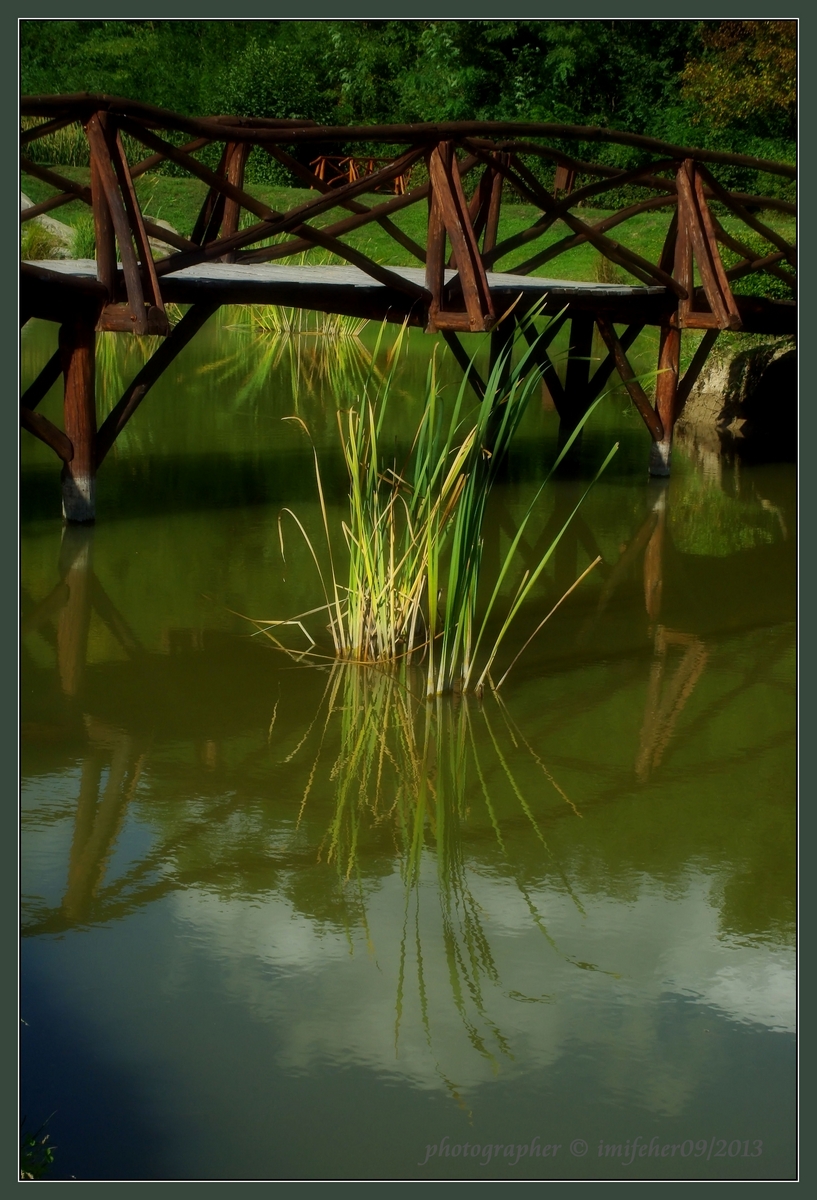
[
  {"xmin": 21, "ymin": 191, "xmax": 74, "ymax": 256},
  {"xmin": 678, "ymin": 338, "xmax": 796, "ymax": 440},
  {"xmin": 145, "ymin": 216, "xmax": 180, "ymax": 254}
]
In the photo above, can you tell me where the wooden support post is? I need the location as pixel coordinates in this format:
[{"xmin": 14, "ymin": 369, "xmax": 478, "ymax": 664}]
[
  {"xmin": 649, "ymin": 322, "xmax": 681, "ymax": 477},
  {"xmin": 60, "ymin": 319, "xmax": 97, "ymax": 523},
  {"xmin": 563, "ymin": 314, "xmax": 595, "ymax": 429},
  {"xmin": 426, "ymin": 140, "xmax": 495, "ymax": 332}
]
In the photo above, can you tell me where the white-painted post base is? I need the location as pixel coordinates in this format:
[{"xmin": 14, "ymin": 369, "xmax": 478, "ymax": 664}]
[
  {"xmin": 61, "ymin": 469, "xmax": 96, "ymax": 523},
  {"xmin": 649, "ymin": 440, "xmax": 672, "ymax": 477}
]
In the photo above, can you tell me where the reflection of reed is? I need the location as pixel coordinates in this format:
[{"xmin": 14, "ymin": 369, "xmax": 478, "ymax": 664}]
[
  {"xmin": 280, "ymin": 662, "xmax": 583, "ymax": 1082},
  {"xmin": 221, "ymin": 305, "xmax": 379, "ymax": 414}
]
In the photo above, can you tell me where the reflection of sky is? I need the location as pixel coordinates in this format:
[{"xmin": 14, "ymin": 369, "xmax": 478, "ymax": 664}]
[{"xmin": 169, "ymin": 861, "xmax": 795, "ymax": 1105}]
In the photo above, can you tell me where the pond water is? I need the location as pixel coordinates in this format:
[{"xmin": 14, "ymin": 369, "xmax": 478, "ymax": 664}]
[{"xmin": 20, "ymin": 314, "xmax": 796, "ymax": 1181}]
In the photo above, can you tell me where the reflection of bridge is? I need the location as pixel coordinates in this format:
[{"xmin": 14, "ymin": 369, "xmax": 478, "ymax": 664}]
[
  {"xmin": 21, "ymin": 95, "xmax": 795, "ymax": 518},
  {"xmin": 21, "ymin": 467, "xmax": 793, "ymax": 938}
]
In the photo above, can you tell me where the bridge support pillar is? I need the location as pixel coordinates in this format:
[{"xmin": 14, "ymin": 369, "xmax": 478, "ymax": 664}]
[
  {"xmin": 563, "ymin": 314, "xmax": 595, "ymax": 429},
  {"xmin": 649, "ymin": 322, "xmax": 681, "ymax": 478},
  {"xmin": 60, "ymin": 318, "xmax": 97, "ymax": 523}
]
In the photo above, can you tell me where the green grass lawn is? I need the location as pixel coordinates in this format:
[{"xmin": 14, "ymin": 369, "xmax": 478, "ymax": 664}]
[{"xmin": 21, "ymin": 164, "xmax": 796, "ymax": 296}]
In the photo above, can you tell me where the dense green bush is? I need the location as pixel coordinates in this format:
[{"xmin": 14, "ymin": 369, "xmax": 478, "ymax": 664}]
[{"xmin": 20, "ymin": 19, "xmax": 795, "ymax": 200}]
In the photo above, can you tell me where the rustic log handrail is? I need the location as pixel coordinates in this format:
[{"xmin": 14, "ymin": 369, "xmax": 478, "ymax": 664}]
[
  {"xmin": 20, "ymin": 95, "xmax": 797, "ymax": 516},
  {"xmin": 20, "ymin": 95, "xmax": 797, "ymax": 178},
  {"xmin": 21, "ymin": 95, "xmax": 795, "ymax": 334}
]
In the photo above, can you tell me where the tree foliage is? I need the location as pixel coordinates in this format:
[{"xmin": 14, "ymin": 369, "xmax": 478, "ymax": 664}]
[
  {"xmin": 681, "ymin": 21, "xmax": 796, "ymax": 135},
  {"xmin": 20, "ymin": 18, "xmax": 795, "ymax": 172}
]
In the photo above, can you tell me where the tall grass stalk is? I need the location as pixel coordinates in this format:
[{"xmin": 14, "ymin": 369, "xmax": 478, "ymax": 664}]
[{"xmin": 273, "ymin": 312, "xmax": 616, "ymax": 695}]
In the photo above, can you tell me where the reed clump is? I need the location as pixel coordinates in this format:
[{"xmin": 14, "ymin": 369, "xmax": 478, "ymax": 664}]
[{"xmin": 264, "ymin": 314, "xmax": 615, "ymax": 697}]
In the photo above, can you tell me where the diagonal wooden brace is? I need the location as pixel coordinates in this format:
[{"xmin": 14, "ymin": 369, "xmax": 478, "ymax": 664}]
[
  {"xmin": 596, "ymin": 316, "xmax": 664, "ymax": 442},
  {"xmin": 676, "ymin": 159, "xmax": 742, "ymax": 331},
  {"xmin": 86, "ymin": 112, "xmax": 169, "ymax": 337},
  {"xmin": 426, "ymin": 141, "xmax": 495, "ymax": 333}
]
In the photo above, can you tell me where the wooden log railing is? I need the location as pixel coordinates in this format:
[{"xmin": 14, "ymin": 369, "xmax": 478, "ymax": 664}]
[
  {"xmin": 21, "ymin": 94, "xmax": 795, "ymax": 338},
  {"xmin": 19, "ymin": 95, "xmax": 796, "ymax": 514}
]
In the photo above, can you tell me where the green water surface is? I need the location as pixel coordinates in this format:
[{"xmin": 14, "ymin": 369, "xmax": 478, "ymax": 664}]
[{"xmin": 20, "ymin": 314, "xmax": 795, "ymax": 1181}]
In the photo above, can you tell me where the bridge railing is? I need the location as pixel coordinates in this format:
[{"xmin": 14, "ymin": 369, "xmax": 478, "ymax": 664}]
[{"xmin": 21, "ymin": 94, "xmax": 796, "ymax": 336}]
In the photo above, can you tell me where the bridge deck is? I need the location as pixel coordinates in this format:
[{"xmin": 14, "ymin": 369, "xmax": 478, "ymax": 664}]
[
  {"xmin": 24, "ymin": 259, "xmax": 795, "ymax": 335},
  {"xmin": 25, "ymin": 259, "xmax": 674, "ymax": 327}
]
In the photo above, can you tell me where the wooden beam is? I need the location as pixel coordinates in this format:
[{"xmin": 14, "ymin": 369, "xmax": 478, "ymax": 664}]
[
  {"xmin": 695, "ymin": 161, "xmax": 796, "ymax": 267},
  {"xmin": 90, "ymin": 137, "xmax": 117, "ymax": 298},
  {"xmin": 675, "ymin": 160, "xmax": 741, "ymax": 330},
  {"xmin": 220, "ymin": 142, "xmax": 250, "ymax": 263},
  {"xmin": 505, "ymin": 195, "xmax": 676, "ymax": 279},
  {"xmin": 19, "ymin": 99, "xmax": 799, "ymax": 184},
  {"xmin": 441, "ymin": 331, "xmax": 487, "ymax": 400},
  {"xmin": 109, "ymin": 126, "xmax": 169, "ymax": 333},
  {"xmin": 518, "ymin": 312, "xmax": 569, "ymax": 416},
  {"xmin": 595, "ymin": 316, "xmax": 664, "ymax": 441},
  {"xmin": 20, "ymin": 115, "xmax": 76, "ymax": 146},
  {"xmin": 20, "ymin": 191, "xmax": 82, "ymax": 223},
  {"xmin": 586, "ymin": 322, "xmax": 644, "ymax": 402},
  {"xmin": 691, "ymin": 164, "xmax": 742, "ymax": 329},
  {"xmin": 21, "ymin": 348, "xmax": 62, "ymax": 412},
  {"xmin": 95, "ymin": 301, "xmax": 219, "ymax": 465},
  {"xmin": 260, "ymin": 143, "xmax": 428, "ymax": 263},
  {"xmin": 191, "ymin": 143, "xmax": 231, "ymax": 246},
  {"xmin": 85, "ymin": 113, "xmax": 149, "ymax": 334},
  {"xmin": 20, "ymin": 157, "xmax": 92, "ymax": 205},
  {"xmin": 676, "ymin": 330, "xmax": 720, "ymax": 417},
  {"xmin": 426, "ymin": 141, "xmax": 494, "ymax": 331},
  {"xmin": 20, "ymin": 406, "xmax": 74, "ymax": 462}
]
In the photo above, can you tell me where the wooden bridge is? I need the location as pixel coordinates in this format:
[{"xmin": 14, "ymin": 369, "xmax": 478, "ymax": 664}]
[{"xmin": 21, "ymin": 94, "xmax": 796, "ymax": 521}]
